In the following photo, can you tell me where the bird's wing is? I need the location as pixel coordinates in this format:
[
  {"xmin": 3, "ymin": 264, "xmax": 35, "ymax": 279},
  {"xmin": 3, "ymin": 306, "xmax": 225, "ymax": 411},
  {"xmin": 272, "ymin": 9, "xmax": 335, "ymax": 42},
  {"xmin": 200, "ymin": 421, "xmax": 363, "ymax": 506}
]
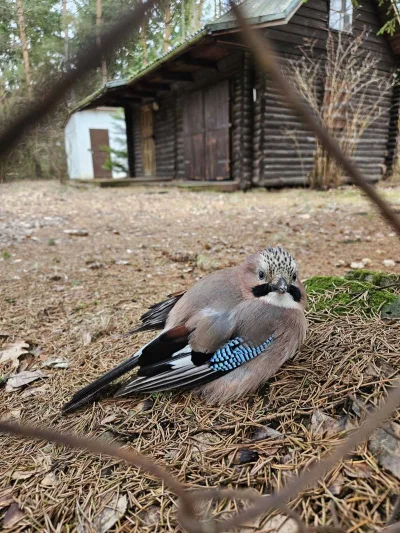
[
  {"xmin": 62, "ymin": 325, "xmax": 190, "ymax": 413},
  {"xmin": 125, "ymin": 290, "xmax": 186, "ymax": 335},
  {"xmin": 116, "ymin": 334, "xmax": 276, "ymax": 396}
]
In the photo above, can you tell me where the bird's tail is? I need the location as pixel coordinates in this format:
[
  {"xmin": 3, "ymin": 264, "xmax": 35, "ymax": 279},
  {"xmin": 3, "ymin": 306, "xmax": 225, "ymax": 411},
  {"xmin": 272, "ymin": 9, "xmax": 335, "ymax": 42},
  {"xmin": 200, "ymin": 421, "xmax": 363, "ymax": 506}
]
[{"xmin": 62, "ymin": 353, "xmax": 141, "ymax": 414}]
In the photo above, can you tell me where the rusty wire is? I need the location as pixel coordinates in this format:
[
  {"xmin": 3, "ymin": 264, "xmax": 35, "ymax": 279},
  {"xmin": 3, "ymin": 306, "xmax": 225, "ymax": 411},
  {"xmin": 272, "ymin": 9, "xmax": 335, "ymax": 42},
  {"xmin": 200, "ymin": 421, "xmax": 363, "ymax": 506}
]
[{"xmin": 1, "ymin": 0, "xmax": 400, "ymax": 531}]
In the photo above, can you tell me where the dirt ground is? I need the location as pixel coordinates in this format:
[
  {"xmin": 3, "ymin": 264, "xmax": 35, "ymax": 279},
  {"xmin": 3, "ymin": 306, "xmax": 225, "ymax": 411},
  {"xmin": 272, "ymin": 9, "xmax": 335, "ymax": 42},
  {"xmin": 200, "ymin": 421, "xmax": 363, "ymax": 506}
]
[{"xmin": 0, "ymin": 180, "xmax": 400, "ymax": 532}]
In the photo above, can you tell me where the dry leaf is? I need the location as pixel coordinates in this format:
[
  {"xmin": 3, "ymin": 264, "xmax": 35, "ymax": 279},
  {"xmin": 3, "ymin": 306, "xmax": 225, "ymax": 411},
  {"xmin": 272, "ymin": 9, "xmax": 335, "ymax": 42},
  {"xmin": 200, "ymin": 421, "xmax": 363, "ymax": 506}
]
[
  {"xmin": 0, "ymin": 488, "xmax": 14, "ymax": 509},
  {"xmin": 6, "ymin": 370, "xmax": 47, "ymax": 392},
  {"xmin": 259, "ymin": 513, "xmax": 298, "ymax": 533},
  {"xmin": 0, "ymin": 341, "xmax": 29, "ymax": 369},
  {"xmin": 369, "ymin": 422, "xmax": 400, "ymax": 480},
  {"xmin": 311, "ymin": 410, "xmax": 354, "ymax": 437},
  {"xmin": 41, "ymin": 472, "xmax": 58, "ymax": 488},
  {"xmin": 41, "ymin": 357, "xmax": 69, "ymax": 370},
  {"xmin": 93, "ymin": 494, "xmax": 127, "ymax": 533},
  {"xmin": 0, "ymin": 409, "xmax": 21, "ymax": 421},
  {"xmin": 20, "ymin": 384, "xmax": 50, "ymax": 398},
  {"xmin": 328, "ymin": 473, "xmax": 345, "ymax": 495},
  {"xmin": 82, "ymin": 332, "xmax": 92, "ymax": 346},
  {"xmin": 252, "ymin": 425, "xmax": 284, "ymax": 441},
  {"xmin": 344, "ymin": 461, "xmax": 372, "ymax": 479},
  {"xmin": 3, "ymin": 503, "xmax": 25, "ymax": 529},
  {"xmin": 11, "ymin": 470, "xmax": 35, "ymax": 481},
  {"xmin": 101, "ymin": 414, "xmax": 117, "ymax": 425}
]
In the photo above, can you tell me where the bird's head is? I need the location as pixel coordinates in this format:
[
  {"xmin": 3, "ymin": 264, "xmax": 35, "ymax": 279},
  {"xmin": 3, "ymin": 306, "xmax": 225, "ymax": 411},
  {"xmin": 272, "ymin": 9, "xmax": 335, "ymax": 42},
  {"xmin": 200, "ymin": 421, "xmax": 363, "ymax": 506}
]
[{"xmin": 242, "ymin": 246, "xmax": 306, "ymax": 308}]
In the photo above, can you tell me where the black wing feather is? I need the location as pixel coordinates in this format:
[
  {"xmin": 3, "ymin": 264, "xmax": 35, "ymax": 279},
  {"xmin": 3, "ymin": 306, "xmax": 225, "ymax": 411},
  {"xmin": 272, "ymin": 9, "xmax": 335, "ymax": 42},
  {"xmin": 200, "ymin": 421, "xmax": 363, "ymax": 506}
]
[{"xmin": 125, "ymin": 291, "xmax": 185, "ymax": 335}]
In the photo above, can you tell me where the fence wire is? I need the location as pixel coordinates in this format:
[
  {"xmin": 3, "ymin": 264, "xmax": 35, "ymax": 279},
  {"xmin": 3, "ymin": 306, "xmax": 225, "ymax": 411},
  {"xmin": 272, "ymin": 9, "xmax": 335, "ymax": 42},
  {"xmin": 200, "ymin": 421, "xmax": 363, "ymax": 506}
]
[{"xmin": 0, "ymin": 0, "xmax": 400, "ymax": 531}]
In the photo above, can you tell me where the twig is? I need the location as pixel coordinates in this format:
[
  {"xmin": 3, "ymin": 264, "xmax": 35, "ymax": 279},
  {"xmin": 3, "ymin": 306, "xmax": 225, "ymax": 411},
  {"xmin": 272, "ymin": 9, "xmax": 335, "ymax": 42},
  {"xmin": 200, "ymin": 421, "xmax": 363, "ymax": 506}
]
[{"xmin": 228, "ymin": 1, "xmax": 400, "ymax": 236}]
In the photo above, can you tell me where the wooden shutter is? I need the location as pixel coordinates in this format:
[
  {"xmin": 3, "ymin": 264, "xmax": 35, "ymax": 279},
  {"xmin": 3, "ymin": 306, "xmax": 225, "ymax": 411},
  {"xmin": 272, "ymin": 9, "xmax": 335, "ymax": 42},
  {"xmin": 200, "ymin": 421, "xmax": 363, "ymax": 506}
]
[{"xmin": 141, "ymin": 105, "xmax": 156, "ymax": 176}]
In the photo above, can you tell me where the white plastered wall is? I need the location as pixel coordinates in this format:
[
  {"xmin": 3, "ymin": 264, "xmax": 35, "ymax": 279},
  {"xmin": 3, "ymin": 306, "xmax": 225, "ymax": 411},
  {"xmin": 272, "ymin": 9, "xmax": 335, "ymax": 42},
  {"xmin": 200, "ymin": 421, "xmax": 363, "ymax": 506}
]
[{"xmin": 64, "ymin": 107, "xmax": 128, "ymax": 179}]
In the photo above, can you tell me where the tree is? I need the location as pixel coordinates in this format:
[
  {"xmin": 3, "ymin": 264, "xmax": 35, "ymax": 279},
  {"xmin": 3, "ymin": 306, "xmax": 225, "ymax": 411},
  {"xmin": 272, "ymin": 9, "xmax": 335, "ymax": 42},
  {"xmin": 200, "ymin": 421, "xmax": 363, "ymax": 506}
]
[
  {"xmin": 96, "ymin": 0, "xmax": 108, "ymax": 84},
  {"xmin": 16, "ymin": 0, "xmax": 31, "ymax": 97}
]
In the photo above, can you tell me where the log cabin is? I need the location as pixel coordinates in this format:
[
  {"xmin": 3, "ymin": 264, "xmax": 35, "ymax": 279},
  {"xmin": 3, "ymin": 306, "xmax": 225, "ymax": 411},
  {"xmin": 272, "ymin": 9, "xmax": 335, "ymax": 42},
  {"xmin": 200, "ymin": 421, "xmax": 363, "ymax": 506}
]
[{"xmin": 71, "ymin": 0, "xmax": 400, "ymax": 189}]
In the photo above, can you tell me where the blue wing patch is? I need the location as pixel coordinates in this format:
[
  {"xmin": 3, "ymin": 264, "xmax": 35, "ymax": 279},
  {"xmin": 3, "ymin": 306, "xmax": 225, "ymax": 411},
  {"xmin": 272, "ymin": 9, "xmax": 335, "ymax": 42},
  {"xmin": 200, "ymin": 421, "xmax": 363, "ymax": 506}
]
[{"xmin": 209, "ymin": 335, "xmax": 274, "ymax": 372}]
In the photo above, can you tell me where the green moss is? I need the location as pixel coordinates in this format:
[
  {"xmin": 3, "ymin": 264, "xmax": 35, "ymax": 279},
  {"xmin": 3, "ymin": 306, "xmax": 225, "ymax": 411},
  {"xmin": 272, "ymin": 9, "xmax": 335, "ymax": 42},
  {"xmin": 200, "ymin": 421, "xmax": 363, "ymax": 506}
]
[
  {"xmin": 344, "ymin": 269, "xmax": 400, "ymax": 287},
  {"xmin": 305, "ymin": 275, "xmax": 399, "ymax": 317}
]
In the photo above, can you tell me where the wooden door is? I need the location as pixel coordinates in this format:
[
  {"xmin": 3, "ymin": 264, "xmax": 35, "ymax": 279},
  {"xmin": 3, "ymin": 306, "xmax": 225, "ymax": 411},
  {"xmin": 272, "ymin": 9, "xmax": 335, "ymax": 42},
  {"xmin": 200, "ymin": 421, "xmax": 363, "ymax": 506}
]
[
  {"xmin": 89, "ymin": 129, "xmax": 112, "ymax": 178},
  {"xmin": 183, "ymin": 89, "xmax": 205, "ymax": 180},
  {"xmin": 141, "ymin": 105, "xmax": 156, "ymax": 177},
  {"xmin": 204, "ymin": 80, "xmax": 230, "ymax": 180},
  {"xmin": 183, "ymin": 80, "xmax": 230, "ymax": 181}
]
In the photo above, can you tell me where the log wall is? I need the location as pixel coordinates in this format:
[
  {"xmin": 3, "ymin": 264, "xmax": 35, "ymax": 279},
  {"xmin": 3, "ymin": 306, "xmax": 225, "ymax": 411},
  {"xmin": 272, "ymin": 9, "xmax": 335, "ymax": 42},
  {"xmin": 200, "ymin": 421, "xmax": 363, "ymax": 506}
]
[{"xmin": 253, "ymin": 0, "xmax": 398, "ymax": 187}]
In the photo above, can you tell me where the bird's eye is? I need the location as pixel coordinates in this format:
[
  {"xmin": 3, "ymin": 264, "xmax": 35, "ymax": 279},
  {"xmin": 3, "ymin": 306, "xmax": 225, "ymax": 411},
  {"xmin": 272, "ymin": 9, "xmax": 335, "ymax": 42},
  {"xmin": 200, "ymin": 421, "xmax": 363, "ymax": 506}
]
[
  {"xmin": 258, "ymin": 270, "xmax": 265, "ymax": 280},
  {"xmin": 293, "ymin": 273, "xmax": 297, "ymax": 281}
]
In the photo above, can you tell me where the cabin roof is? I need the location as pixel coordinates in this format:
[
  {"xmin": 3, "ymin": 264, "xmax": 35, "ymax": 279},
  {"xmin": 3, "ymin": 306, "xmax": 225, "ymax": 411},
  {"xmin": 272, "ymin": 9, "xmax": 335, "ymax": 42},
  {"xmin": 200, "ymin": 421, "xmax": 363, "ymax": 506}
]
[
  {"xmin": 210, "ymin": 0, "xmax": 301, "ymax": 31},
  {"xmin": 71, "ymin": 0, "xmax": 399, "ymax": 114}
]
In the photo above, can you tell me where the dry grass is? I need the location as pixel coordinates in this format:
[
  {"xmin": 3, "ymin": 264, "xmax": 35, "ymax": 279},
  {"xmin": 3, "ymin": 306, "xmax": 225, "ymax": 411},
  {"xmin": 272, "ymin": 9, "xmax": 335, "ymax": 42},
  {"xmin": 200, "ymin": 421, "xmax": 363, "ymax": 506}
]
[{"xmin": 1, "ymin": 181, "xmax": 400, "ymax": 532}]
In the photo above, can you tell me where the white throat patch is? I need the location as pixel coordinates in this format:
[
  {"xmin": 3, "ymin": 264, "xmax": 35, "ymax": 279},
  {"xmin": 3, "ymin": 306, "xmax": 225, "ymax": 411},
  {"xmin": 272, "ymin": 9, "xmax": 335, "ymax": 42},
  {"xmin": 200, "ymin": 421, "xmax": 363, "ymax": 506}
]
[{"xmin": 262, "ymin": 291, "xmax": 302, "ymax": 310}]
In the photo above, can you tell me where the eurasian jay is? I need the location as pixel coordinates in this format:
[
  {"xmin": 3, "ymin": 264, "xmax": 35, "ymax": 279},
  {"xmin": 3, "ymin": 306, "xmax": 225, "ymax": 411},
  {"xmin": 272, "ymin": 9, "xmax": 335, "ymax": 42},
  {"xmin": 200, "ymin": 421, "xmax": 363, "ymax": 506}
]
[{"xmin": 63, "ymin": 246, "xmax": 307, "ymax": 412}]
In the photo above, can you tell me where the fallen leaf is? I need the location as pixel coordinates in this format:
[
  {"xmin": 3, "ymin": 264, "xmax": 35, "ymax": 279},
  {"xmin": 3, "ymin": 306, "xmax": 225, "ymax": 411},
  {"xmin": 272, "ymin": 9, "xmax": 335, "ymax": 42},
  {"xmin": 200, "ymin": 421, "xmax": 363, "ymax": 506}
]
[
  {"xmin": 11, "ymin": 470, "xmax": 35, "ymax": 481},
  {"xmin": 6, "ymin": 370, "xmax": 48, "ymax": 392},
  {"xmin": 343, "ymin": 461, "xmax": 372, "ymax": 479},
  {"xmin": 101, "ymin": 414, "xmax": 117, "ymax": 425},
  {"xmin": 41, "ymin": 472, "xmax": 58, "ymax": 488},
  {"xmin": 41, "ymin": 357, "xmax": 69, "ymax": 370},
  {"xmin": 64, "ymin": 229, "xmax": 88, "ymax": 236},
  {"xmin": 260, "ymin": 513, "xmax": 298, "ymax": 533},
  {"xmin": 328, "ymin": 473, "xmax": 345, "ymax": 495},
  {"xmin": 311, "ymin": 410, "xmax": 354, "ymax": 437},
  {"xmin": 369, "ymin": 422, "xmax": 400, "ymax": 479},
  {"xmin": 3, "ymin": 503, "xmax": 25, "ymax": 529},
  {"xmin": 82, "ymin": 332, "xmax": 92, "ymax": 346},
  {"xmin": 0, "ymin": 341, "xmax": 29, "ymax": 369},
  {"xmin": 20, "ymin": 384, "xmax": 50, "ymax": 398},
  {"xmin": 0, "ymin": 488, "xmax": 14, "ymax": 509},
  {"xmin": 252, "ymin": 426, "xmax": 284, "ymax": 441},
  {"xmin": 0, "ymin": 409, "xmax": 21, "ymax": 421},
  {"xmin": 93, "ymin": 494, "xmax": 127, "ymax": 533}
]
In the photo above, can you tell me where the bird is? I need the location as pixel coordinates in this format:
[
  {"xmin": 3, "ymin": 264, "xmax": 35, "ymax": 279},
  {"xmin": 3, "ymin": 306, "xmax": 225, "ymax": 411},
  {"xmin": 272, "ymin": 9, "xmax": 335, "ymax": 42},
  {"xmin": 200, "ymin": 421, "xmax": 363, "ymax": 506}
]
[{"xmin": 63, "ymin": 246, "xmax": 307, "ymax": 413}]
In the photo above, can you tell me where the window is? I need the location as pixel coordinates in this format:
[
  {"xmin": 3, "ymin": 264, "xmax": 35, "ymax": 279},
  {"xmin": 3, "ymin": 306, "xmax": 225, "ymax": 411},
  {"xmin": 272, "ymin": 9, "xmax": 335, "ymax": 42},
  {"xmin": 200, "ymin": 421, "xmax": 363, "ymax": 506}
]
[{"xmin": 329, "ymin": 0, "xmax": 353, "ymax": 32}]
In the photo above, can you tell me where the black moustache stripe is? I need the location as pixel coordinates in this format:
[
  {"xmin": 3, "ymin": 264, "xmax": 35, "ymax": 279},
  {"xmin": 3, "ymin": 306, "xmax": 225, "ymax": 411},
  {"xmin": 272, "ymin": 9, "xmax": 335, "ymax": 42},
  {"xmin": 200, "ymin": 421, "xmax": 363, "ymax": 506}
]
[
  {"xmin": 252, "ymin": 283, "xmax": 302, "ymax": 303},
  {"xmin": 252, "ymin": 283, "xmax": 273, "ymax": 297},
  {"xmin": 288, "ymin": 285, "xmax": 302, "ymax": 302}
]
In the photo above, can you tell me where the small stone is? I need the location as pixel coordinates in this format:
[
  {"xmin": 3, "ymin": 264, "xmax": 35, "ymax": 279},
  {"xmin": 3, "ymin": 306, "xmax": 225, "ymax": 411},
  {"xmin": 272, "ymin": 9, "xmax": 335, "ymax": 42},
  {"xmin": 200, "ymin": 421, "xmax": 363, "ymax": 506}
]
[
  {"xmin": 383, "ymin": 259, "xmax": 395, "ymax": 267},
  {"xmin": 350, "ymin": 262, "xmax": 365, "ymax": 269}
]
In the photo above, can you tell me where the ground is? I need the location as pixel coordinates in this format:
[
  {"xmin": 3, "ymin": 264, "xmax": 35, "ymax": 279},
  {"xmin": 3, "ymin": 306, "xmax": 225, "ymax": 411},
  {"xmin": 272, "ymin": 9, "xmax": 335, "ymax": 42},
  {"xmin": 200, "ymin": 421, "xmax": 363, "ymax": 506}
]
[{"xmin": 0, "ymin": 180, "xmax": 400, "ymax": 532}]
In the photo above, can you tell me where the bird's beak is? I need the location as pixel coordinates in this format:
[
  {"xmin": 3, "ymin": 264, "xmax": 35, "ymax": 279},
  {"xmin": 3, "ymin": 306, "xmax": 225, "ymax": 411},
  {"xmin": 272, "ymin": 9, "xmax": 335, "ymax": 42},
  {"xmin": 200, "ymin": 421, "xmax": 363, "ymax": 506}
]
[{"xmin": 272, "ymin": 277, "xmax": 288, "ymax": 294}]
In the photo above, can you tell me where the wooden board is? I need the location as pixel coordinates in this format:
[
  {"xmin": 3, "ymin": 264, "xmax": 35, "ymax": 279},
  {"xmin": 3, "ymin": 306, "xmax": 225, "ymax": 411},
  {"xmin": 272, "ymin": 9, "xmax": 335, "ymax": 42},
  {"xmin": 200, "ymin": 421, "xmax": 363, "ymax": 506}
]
[
  {"xmin": 140, "ymin": 104, "xmax": 156, "ymax": 177},
  {"xmin": 183, "ymin": 80, "xmax": 230, "ymax": 181},
  {"xmin": 204, "ymin": 80, "xmax": 230, "ymax": 180},
  {"xmin": 89, "ymin": 129, "xmax": 112, "ymax": 179}
]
